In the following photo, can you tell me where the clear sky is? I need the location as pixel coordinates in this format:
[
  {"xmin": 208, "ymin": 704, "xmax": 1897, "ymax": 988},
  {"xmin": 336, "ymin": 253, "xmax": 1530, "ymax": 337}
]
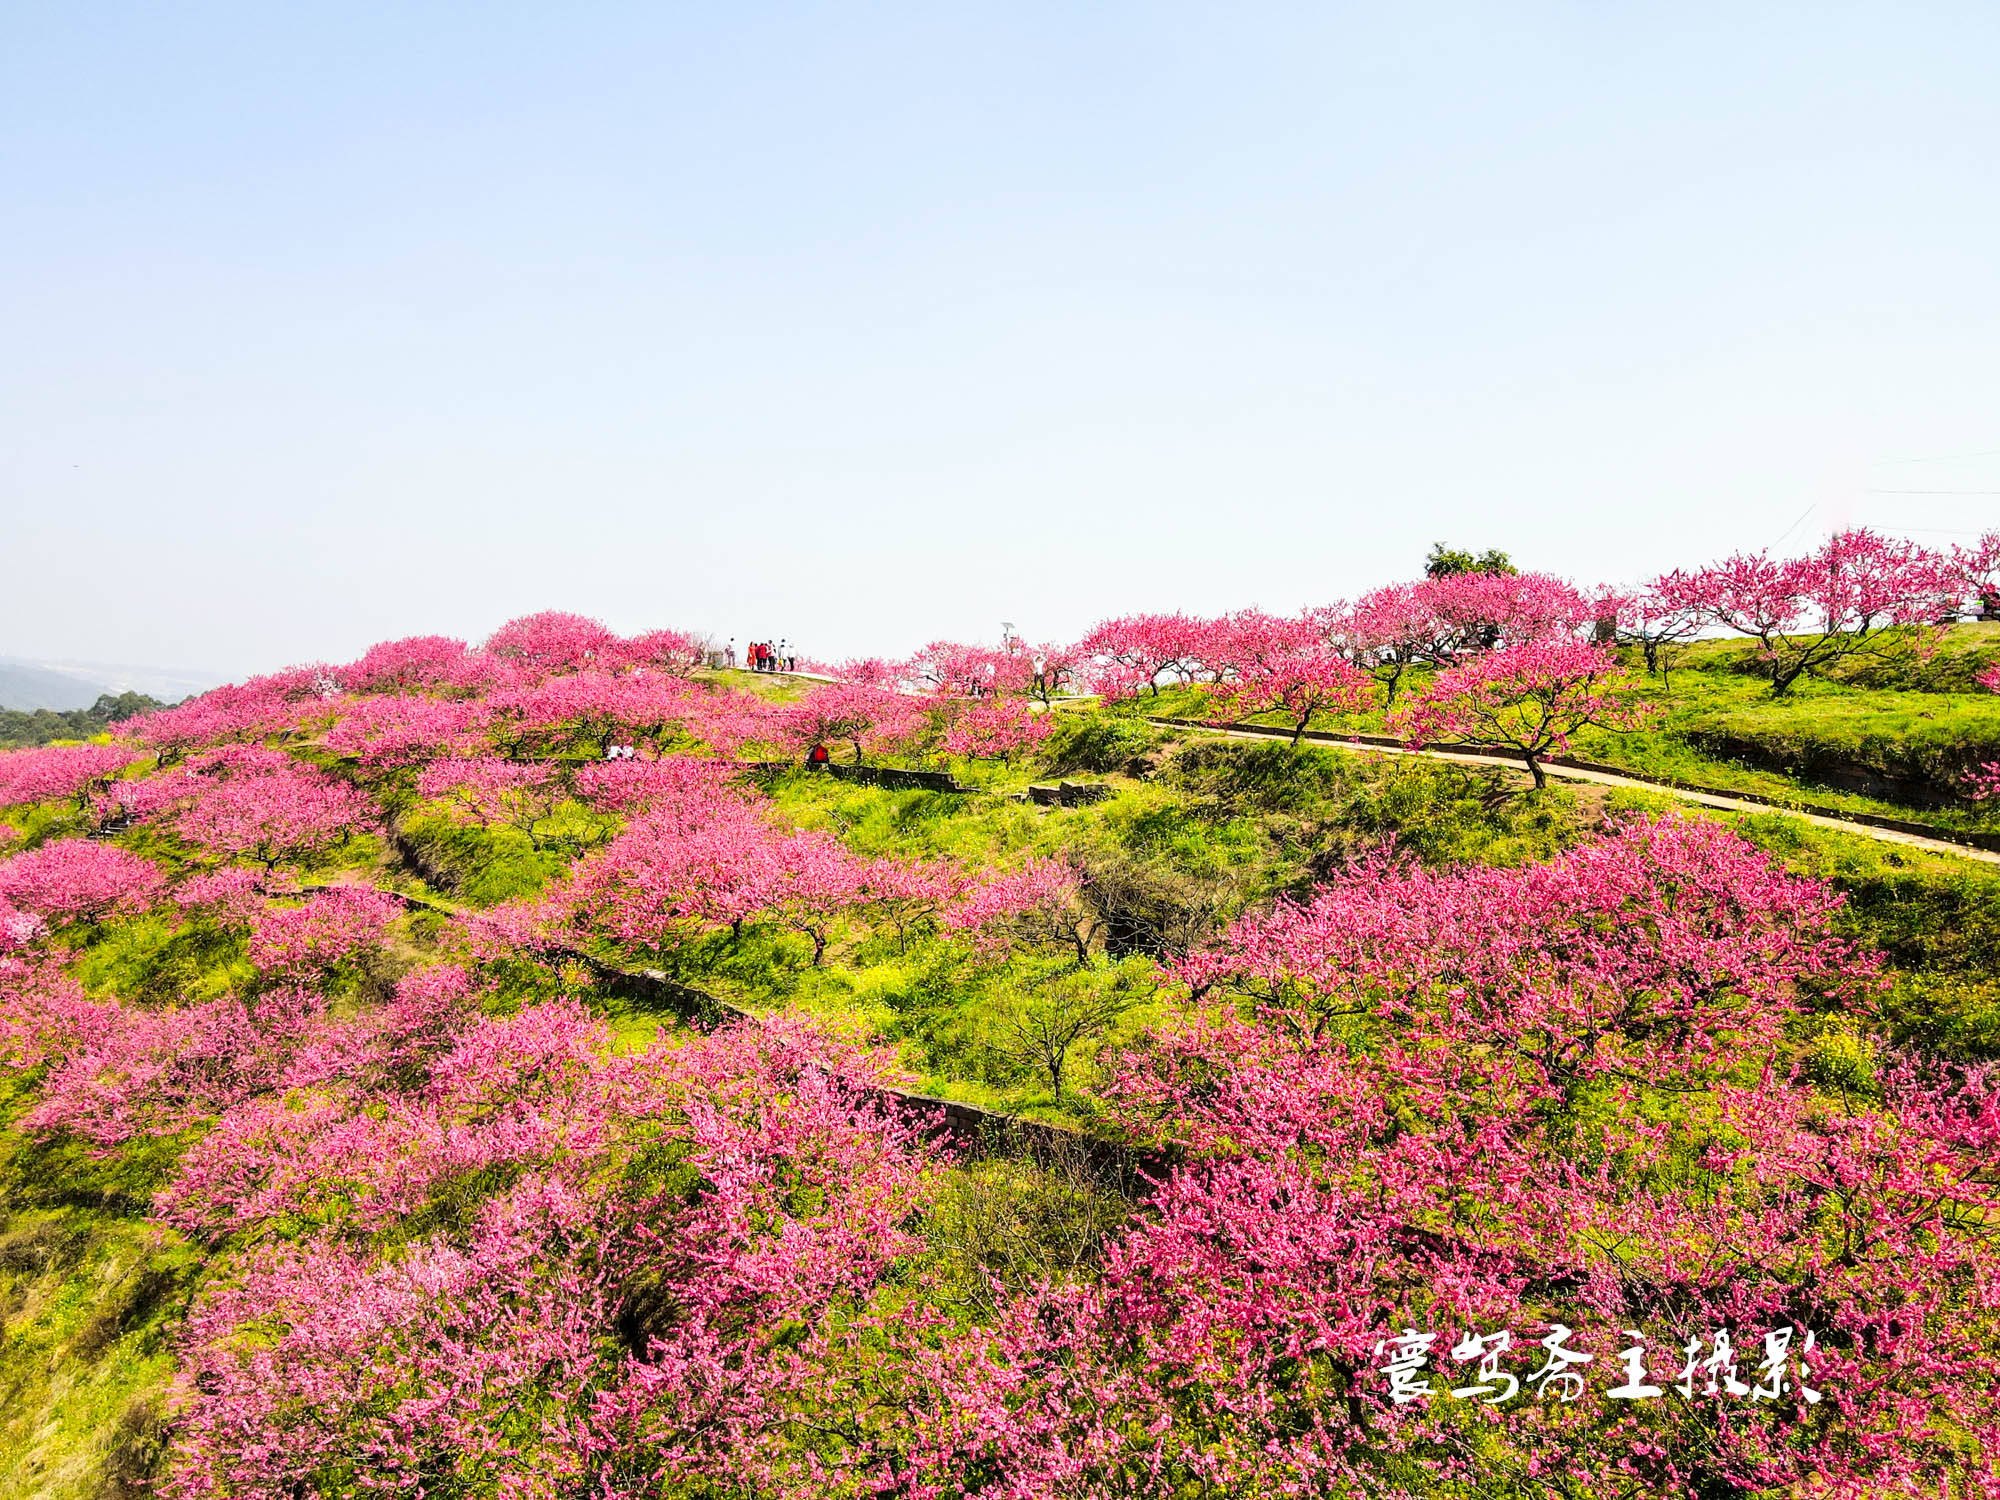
[{"xmin": 4, "ymin": 3, "xmax": 1998, "ymax": 679}]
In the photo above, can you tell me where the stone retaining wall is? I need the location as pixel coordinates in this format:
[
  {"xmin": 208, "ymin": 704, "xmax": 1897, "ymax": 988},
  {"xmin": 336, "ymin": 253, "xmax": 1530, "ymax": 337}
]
[{"xmin": 1027, "ymin": 781, "xmax": 1113, "ymax": 807}]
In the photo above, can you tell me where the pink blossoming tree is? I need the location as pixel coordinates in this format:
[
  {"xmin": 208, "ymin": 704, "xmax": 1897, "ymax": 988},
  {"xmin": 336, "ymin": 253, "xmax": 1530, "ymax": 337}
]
[
  {"xmin": 174, "ymin": 753, "xmax": 377, "ymax": 871},
  {"xmin": 1074, "ymin": 613, "xmax": 1210, "ymax": 699},
  {"xmin": 482, "ymin": 610, "xmax": 620, "ymax": 678},
  {"xmin": 247, "ymin": 886, "xmax": 400, "ymax": 980},
  {"xmin": 416, "ymin": 757, "xmax": 587, "ymax": 852},
  {"xmin": 947, "ymin": 857, "xmax": 1103, "ymax": 965},
  {"xmin": 0, "ymin": 744, "xmax": 139, "ymax": 810},
  {"xmin": 1659, "ymin": 528, "xmax": 1964, "ymax": 696},
  {"xmin": 1204, "ymin": 642, "xmax": 1375, "ymax": 746},
  {"xmin": 1612, "ymin": 583, "xmax": 1709, "ymax": 684},
  {"xmin": 939, "ymin": 697, "xmax": 1053, "ymax": 761},
  {"xmin": 335, "ymin": 634, "xmax": 480, "ymax": 695},
  {"xmin": 1967, "ymin": 659, "xmax": 2000, "ymax": 802},
  {"xmin": 0, "ymin": 839, "xmax": 165, "ymax": 929},
  {"xmin": 115, "ymin": 666, "xmax": 340, "ymax": 754},
  {"xmin": 780, "ymin": 682, "xmax": 925, "ymax": 765},
  {"xmin": 1391, "ymin": 639, "xmax": 1656, "ymax": 789},
  {"xmin": 322, "ymin": 694, "xmax": 492, "ymax": 767},
  {"xmin": 161, "ymin": 1015, "xmax": 943, "ymax": 1498}
]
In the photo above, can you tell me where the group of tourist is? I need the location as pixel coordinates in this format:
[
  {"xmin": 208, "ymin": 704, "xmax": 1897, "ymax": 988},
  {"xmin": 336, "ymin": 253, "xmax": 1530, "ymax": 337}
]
[{"xmin": 746, "ymin": 640, "xmax": 793, "ymax": 672}]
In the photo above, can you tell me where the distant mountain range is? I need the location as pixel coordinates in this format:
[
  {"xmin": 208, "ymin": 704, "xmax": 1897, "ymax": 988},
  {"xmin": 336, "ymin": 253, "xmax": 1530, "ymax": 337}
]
[{"xmin": 0, "ymin": 656, "xmax": 225, "ymax": 711}]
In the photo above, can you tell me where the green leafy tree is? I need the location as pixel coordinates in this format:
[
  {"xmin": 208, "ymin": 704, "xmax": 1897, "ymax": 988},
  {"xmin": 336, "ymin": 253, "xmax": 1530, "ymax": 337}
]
[
  {"xmin": 0, "ymin": 692, "xmax": 165, "ymax": 748},
  {"xmin": 1425, "ymin": 543, "xmax": 1518, "ymax": 578}
]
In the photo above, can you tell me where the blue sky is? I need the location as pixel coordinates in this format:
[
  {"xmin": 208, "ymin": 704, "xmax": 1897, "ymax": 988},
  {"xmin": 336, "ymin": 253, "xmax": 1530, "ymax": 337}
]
[{"xmin": 4, "ymin": 3, "xmax": 1997, "ymax": 677}]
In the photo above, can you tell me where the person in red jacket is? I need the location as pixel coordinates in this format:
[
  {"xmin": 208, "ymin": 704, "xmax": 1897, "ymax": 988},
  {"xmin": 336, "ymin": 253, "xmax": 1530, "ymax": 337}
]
[{"xmin": 808, "ymin": 742, "xmax": 830, "ymax": 768}]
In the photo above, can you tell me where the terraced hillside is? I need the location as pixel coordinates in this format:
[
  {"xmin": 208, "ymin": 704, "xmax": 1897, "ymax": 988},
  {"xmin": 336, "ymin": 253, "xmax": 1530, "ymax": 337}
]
[{"xmin": 3, "ymin": 592, "xmax": 1998, "ymax": 1497}]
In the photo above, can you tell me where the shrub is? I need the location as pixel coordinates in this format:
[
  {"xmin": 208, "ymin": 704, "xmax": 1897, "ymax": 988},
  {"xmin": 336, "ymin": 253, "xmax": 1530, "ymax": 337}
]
[{"xmin": 1036, "ymin": 713, "xmax": 1159, "ymax": 776}]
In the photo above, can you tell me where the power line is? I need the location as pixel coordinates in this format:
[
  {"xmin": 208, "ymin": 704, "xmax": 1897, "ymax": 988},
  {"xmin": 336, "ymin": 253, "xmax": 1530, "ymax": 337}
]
[{"xmin": 1767, "ymin": 501, "xmax": 1817, "ymax": 548}]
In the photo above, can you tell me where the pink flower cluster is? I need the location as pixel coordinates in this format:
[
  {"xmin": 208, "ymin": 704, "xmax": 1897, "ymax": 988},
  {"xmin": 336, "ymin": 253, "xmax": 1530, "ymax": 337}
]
[
  {"xmin": 1179, "ymin": 814, "xmax": 1870, "ymax": 1075},
  {"xmin": 416, "ymin": 756, "xmax": 574, "ymax": 846},
  {"xmin": 1657, "ymin": 528, "xmax": 1972, "ymax": 695},
  {"xmin": 1389, "ymin": 638, "xmax": 1657, "ymax": 786},
  {"xmin": 944, "ymin": 856, "xmax": 1096, "ymax": 963},
  {"xmin": 486, "ymin": 669, "xmax": 697, "ymax": 756},
  {"xmin": 321, "ymin": 692, "xmax": 493, "ymax": 766},
  {"xmin": 938, "ymin": 696, "xmax": 1054, "ymax": 760},
  {"xmin": 0, "ymin": 838, "xmax": 164, "ymax": 928},
  {"xmin": 161, "ymin": 1010, "xmax": 941, "ymax": 1498},
  {"xmin": 1969, "ymin": 660, "xmax": 2000, "ymax": 801},
  {"xmin": 5, "ymin": 978, "xmax": 328, "ymax": 1146},
  {"xmin": 776, "ymin": 680, "xmax": 928, "ymax": 763},
  {"xmin": 247, "ymin": 886, "xmax": 399, "ymax": 978},
  {"xmin": 116, "ymin": 665, "xmax": 341, "ymax": 751},
  {"xmin": 171, "ymin": 748, "xmax": 376, "ymax": 869},
  {"xmin": 551, "ymin": 770, "xmax": 963, "ymax": 967},
  {"xmin": 761, "ymin": 820, "xmax": 1994, "ymax": 1498},
  {"xmin": 0, "ymin": 743, "xmax": 139, "ymax": 808}
]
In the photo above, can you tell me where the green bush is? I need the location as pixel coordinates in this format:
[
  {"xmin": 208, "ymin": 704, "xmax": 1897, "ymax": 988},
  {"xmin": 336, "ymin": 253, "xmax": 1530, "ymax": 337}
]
[
  {"xmin": 1831, "ymin": 868, "xmax": 2000, "ymax": 1058},
  {"xmin": 1160, "ymin": 738, "xmax": 1356, "ymax": 814},
  {"xmin": 1036, "ymin": 713, "xmax": 1161, "ymax": 776},
  {"xmin": 1161, "ymin": 739, "xmax": 1583, "ymax": 871}
]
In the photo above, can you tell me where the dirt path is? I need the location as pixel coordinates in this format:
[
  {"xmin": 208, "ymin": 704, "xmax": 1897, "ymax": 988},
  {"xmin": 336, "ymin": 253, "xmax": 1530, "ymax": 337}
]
[
  {"xmin": 753, "ymin": 669, "xmax": 2000, "ymax": 867},
  {"xmin": 1148, "ymin": 717, "xmax": 2000, "ymax": 867}
]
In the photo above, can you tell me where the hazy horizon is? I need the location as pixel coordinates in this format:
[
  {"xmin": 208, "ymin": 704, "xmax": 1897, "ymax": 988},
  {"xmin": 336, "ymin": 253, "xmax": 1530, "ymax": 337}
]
[{"xmin": 6, "ymin": 4, "xmax": 1998, "ymax": 679}]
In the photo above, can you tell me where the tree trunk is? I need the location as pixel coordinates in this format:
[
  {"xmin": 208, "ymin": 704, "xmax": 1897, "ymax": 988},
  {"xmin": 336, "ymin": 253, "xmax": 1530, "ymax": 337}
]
[{"xmin": 1525, "ymin": 752, "xmax": 1546, "ymax": 790}]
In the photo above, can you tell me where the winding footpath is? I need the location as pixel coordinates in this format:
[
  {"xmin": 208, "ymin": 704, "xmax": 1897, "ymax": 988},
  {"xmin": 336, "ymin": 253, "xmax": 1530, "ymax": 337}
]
[
  {"xmin": 750, "ymin": 668, "xmax": 2000, "ymax": 866},
  {"xmin": 1140, "ymin": 716, "xmax": 2000, "ymax": 867}
]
